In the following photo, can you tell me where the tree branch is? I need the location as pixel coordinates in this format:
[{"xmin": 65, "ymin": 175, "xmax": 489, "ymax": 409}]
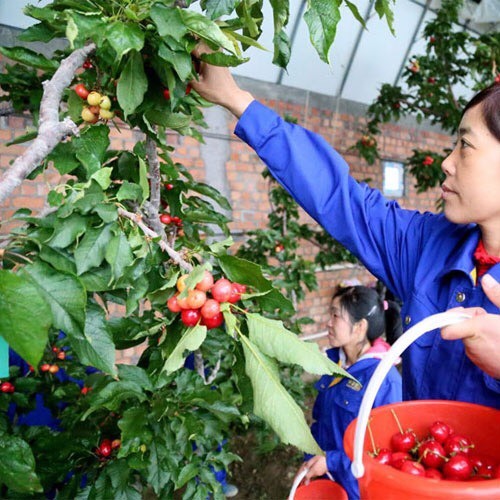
[
  {"xmin": 0, "ymin": 43, "xmax": 96, "ymax": 204},
  {"xmin": 117, "ymin": 207, "xmax": 192, "ymax": 272}
]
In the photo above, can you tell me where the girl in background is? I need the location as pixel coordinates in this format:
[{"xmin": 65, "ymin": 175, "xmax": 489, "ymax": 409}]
[{"xmin": 298, "ymin": 285, "xmax": 402, "ymax": 499}]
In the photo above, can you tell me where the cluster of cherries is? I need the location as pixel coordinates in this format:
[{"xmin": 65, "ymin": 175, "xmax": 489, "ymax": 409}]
[
  {"xmin": 374, "ymin": 419, "xmax": 499, "ymax": 481},
  {"xmin": 39, "ymin": 345, "xmax": 66, "ymax": 374},
  {"xmin": 74, "ymin": 84, "xmax": 115, "ymax": 123},
  {"xmin": 167, "ymin": 271, "xmax": 246, "ymax": 329},
  {"xmin": 95, "ymin": 438, "xmax": 121, "ymax": 460},
  {"xmin": 422, "ymin": 155, "xmax": 434, "ymax": 166}
]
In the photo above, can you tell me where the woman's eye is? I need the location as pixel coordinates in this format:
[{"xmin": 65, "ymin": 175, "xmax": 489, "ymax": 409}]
[{"xmin": 460, "ymin": 139, "xmax": 469, "ymax": 148}]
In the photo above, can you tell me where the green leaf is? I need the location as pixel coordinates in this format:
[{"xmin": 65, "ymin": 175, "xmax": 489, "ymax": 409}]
[
  {"xmin": 47, "ymin": 141, "xmax": 79, "ymax": 175},
  {"xmin": 204, "ymin": 0, "xmax": 239, "ymax": 20},
  {"xmin": 177, "ymin": 463, "xmax": 199, "ymax": 489},
  {"xmin": 105, "ymin": 232, "xmax": 134, "ymax": 281},
  {"xmin": 74, "ymin": 224, "xmax": 114, "ymax": 275},
  {"xmin": 117, "ymin": 364, "xmax": 153, "ymax": 391},
  {"xmin": 74, "ymin": 125, "xmax": 110, "ymax": 177},
  {"xmin": 118, "ymin": 407, "xmax": 153, "ymax": 455},
  {"xmin": 106, "ymin": 21, "xmax": 145, "ymax": 59},
  {"xmin": 90, "ymin": 167, "xmax": 113, "ymax": 190},
  {"xmin": 344, "ymin": 0, "xmax": 366, "ymax": 28},
  {"xmin": 94, "ymin": 203, "xmax": 118, "ymax": 223},
  {"xmin": 190, "ymin": 182, "xmax": 232, "ymax": 210},
  {"xmin": 146, "ymin": 439, "xmax": 171, "ymax": 493},
  {"xmin": 71, "ymin": 303, "xmax": 116, "ymax": 375},
  {"xmin": 158, "ymin": 43, "xmax": 193, "ymax": 81},
  {"xmin": 240, "ymin": 335, "xmax": 322, "ymax": 455},
  {"xmin": 144, "ymin": 109, "xmax": 192, "ymax": 130},
  {"xmin": 0, "ymin": 435, "xmax": 42, "ymax": 493},
  {"xmin": 162, "ymin": 325, "xmax": 207, "ymax": 374},
  {"xmin": 48, "ymin": 213, "xmax": 88, "ymax": 249},
  {"xmin": 6, "ymin": 129, "xmax": 37, "ymax": 146},
  {"xmin": 217, "ymin": 255, "xmax": 293, "ymax": 314},
  {"xmin": 197, "ymin": 52, "xmax": 250, "ymax": 67},
  {"xmin": 117, "ymin": 50, "xmax": 148, "ymax": 118},
  {"xmin": 375, "ymin": 0, "xmax": 396, "ymax": 35},
  {"xmin": 178, "ymin": 9, "xmax": 236, "ymax": 54},
  {"xmin": 269, "ymin": 0, "xmax": 291, "ymax": 68},
  {"xmin": 39, "ymin": 245, "xmax": 77, "ymax": 275},
  {"xmin": 138, "ymin": 158, "xmax": 150, "ymax": 201},
  {"xmin": 21, "ymin": 261, "xmax": 86, "ymax": 341},
  {"xmin": 116, "ymin": 181, "xmax": 143, "ymax": 202},
  {"xmin": 151, "ymin": 4, "xmax": 188, "ymax": 39},
  {"xmin": 0, "ymin": 270, "xmax": 51, "ymax": 367},
  {"xmin": 246, "ymin": 313, "xmax": 350, "ymax": 377},
  {"xmin": 303, "ymin": 0, "xmax": 342, "ymax": 64},
  {"xmin": 83, "ymin": 381, "xmax": 147, "ymax": 419},
  {"xmin": 18, "ymin": 22, "xmax": 57, "ymax": 43},
  {"xmin": 65, "ymin": 12, "xmax": 107, "ymax": 47},
  {"xmin": 0, "ymin": 46, "xmax": 58, "ymax": 71}
]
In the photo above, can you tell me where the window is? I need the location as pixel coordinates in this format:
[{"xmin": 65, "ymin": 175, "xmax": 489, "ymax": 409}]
[{"xmin": 382, "ymin": 160, "xmax": 405, "ymax": 198}]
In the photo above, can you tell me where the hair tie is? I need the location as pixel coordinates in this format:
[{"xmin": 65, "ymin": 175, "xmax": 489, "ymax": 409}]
[{"xmin": 383, "ymin": 300, "xmax": 389, "ymax": 311}]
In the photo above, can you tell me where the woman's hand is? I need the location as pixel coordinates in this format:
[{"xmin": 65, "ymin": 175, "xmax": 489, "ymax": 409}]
[
  {"xmin": 441, "ymin": 274, "xmax": 500, "ymax": 378},
  {"xmin": 295, "ymin": 455, "xmax": 328, "ymax": 486},
  {"xmin": 190, "ymin": 44, "xmax": 254, "ymax": 117}
]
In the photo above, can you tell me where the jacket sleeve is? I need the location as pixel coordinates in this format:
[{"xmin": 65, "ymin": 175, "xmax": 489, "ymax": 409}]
[
  {"xmin": 325, "ymin": 450, "xmax": 360, "ymax": 499},
  {"xmin": 235, "ymin": 100, "xmax": 440, "ymax": 302}
]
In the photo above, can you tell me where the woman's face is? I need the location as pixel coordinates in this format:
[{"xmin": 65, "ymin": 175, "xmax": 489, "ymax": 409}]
[
  {"xmin": 441, "ymin": 104, "xmax": 500, "ymax": 227},
  {"xmin": 326, "ymin": 297, "xmax": 354, "ymax": 348}
]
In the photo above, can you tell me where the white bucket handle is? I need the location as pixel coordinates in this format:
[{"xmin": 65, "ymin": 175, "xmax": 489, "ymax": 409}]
[{"xmin": 351, "ymin": 310, "xmax": 471, "ymax": 479}]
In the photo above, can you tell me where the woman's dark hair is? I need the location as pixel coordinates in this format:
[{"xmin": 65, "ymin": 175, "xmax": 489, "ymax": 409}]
[
  {"xmin": 462, "ymin": 82, "xmax": 500, "ymax": 141},
  {"xmin": 333, "ymin": 285, "xmax": 402, "ymax": 345}
]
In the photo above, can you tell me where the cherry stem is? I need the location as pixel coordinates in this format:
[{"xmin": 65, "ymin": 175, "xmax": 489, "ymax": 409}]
[
  {"xmin": 367, "ymin": 418, "xmax": 378, "ymax": 455},
  {"xmin": 390, "ymin": 408, "xmax": 404, "ymax": 434}
]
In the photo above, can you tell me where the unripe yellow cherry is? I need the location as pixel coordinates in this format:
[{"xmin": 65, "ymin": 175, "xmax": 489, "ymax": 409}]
[
  {"xmin": 99, "ymin": 95, "xmax": 112, "ymax": 110},
  {"xmin": 81, "ymin": 107, "xmax": 98, "ymax": 123},
  {"xmin": 99, "ymin": 108, "xmax": 115, "ymax": 120},
  {"xmin": 87, "ymin": 91, "xmax": 102, "ymax": 106}
]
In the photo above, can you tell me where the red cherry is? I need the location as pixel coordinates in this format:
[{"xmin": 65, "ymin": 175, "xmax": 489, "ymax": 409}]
[
  {"xmin": 200, "ymin": 298, "xmax": 221, "ymax": 319},
  {"xmin": 443, "ymin": 454, "xmax": 473, "ymax": 481},
  {"xmin": 374, "ymin": 448, "xmax": 392, "ymax": 465},
  {"xmin": 185, "ymin": 84, "xmax": 192, "ymax": 95},
  {"xmin": 98, "ymin": 439, "xmax": 112, "ymax": 458},
  {"xmin": 495, "ymin": 74, "xmax": 500, "ymax": 84},
  {"xmin": 429, "ymin": 36, "xmax": 436, "ymax": 44},
  {"xmin": 444, "ymin": 434, "xmax": 473, "ymax": 456},
  {"xmin": 422, "ymin": 155, "xmax": 434, "ymax": 166},
  {"xmin": 227, "ymin": 282, "xmax": 244, "ymax": 303},
  {"xmin": 163, "ymin": 89, "xmax": 170, "ymax": 100},
  {"xmin": 425, "ymin": 468, "xmax": 443, "ymax": 480},
  {"xmin": 201, "ymin": 312, "xmax": 224, "ymax": 329},
  {"xmin": 167, "ymin": 294, "xmax": 182, "ymax": 313},
  {"xmin": 57, "ymin": 351, "xmax": 66, "ymax": 360},
  {"xmin": 111, "ymin": 439, "xmax": 121, "ymax": 450},
  {"xmin": 180, "ymin": 309, "xmax": 201, "ymax": 327},
  {"xmin": 49, "ymin": 364, "xmax": 59, "ymax": 374},
  {"xmin": 427, "ymin": 77, "xmax": 436, "ymax": 84},
  {"xmin": 429, "ymin": 421, "xmax": 453, "ymax": 444},
  {"xmin": 40, "ymin": 363, "xmax": 51, "ymax": 372},
  {"xmin": 393, "ymin": 102, "xmax": 400, "ymax": 109},
  {"xmin": 211, "ymin": 278, "xmax": 233, "ymax": 303},
  {"xmin": 195, "ymin": 271, "xmax": 214, "ymax": 292},
  {"xmin": 418, "ymin": 440, "xmax": 445, "ymax": 469},
  {"xmin": 74, "ymin": 83, "xmax": 90, "ymax": 99},
  {"xmin": 390, "ymin": 451, "xmax": 411, "ymax": 470},
  {"xmin": 390, "ymin": 430, "xmax": 416, "ymax": 453},
  {"xmin": 493, "ymin": 465, "xmax": 500, "ymax": 479},
  {"xmin": 470, "ymin": 454, "xmax": 496, "ymax": 478},
  {"xmin": 82, "ymin": 59, "xmax": 93, "ymax": 69},
  {"xmin": 52, "ymin": 346, "xmax": 60, "ymax": 353},
  {"xmin": 81, "ymin": 386, "xmax": 91, "ymax": 395},
  {"xmin": 0, "ymin": 382, "xmax": 15, "ymax": 393},
  {"xmin": 165, "ymin": 183, "xmax": 174, "ymax": 190},
  {"xmin": 400, "ymin": 460, "xmax": 426, "ymax": 477},
  {"xmin": 160, "ymin": 213, "xmax": 172, "ymax": 224}
]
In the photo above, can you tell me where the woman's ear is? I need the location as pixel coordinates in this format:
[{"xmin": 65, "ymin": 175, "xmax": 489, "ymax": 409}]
[{"xmin": 353, "ymin": 318, "xmax": 369, "ymax": 340}]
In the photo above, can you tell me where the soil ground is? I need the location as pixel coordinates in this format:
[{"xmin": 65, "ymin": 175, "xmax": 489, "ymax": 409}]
[{"xmin": 229, "ymin": 433, "xmax": 303, "ymax": 500}]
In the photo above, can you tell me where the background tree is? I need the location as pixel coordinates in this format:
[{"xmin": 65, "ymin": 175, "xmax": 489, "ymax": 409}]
[
  {"xmin": 0, "ymin": 0, "xmax": 396, "ymax": 497},
  {"xmin": 353, "ymin": 0, "xmax": 500, "ymax": 196}
]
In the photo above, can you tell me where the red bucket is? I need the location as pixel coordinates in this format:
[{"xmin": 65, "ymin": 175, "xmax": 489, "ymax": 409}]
[
  {"xmin": 344, "ymin": 400, "xmax": 500, "ymax": 499},
  {"xmin": 294, "ymin": 479, "xmax": 348, "ymax": 500}
]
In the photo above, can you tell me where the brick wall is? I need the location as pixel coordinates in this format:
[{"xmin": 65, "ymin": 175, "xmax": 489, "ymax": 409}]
[{"xmin": 0, "ymin": 70, "xmax": 451, "ymax": 363}]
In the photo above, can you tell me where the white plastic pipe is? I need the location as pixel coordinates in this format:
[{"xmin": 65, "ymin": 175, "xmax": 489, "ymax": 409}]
[{"xmin": 350, "ymin": 311, "xmax": 471, "ymax": 478}]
